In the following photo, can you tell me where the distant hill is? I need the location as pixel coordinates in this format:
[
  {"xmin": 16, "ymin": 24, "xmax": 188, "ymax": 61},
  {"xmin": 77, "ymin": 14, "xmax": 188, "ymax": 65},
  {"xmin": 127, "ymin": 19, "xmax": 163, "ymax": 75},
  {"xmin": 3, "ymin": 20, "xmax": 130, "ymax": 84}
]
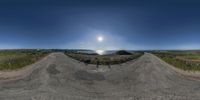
[{"xmin": 115, "ymin": 50, "xmax": 132, "ymax": 55}]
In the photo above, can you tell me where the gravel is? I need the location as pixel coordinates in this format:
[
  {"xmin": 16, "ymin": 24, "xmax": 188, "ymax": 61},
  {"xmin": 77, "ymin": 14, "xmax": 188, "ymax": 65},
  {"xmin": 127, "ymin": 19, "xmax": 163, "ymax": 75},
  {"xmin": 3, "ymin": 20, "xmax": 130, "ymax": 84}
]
[{"xmin": 0, "ymin": 52, "xmax": 200, "ymax": 100}]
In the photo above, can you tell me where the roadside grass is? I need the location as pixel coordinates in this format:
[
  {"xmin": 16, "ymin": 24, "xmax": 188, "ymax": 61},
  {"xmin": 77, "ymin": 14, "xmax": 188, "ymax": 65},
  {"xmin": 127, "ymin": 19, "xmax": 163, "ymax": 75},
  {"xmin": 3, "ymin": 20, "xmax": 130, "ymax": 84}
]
[
  {"xmin": 153, "ymin": 51, "xmax": 200, "ymax": 71},
  {"xmin": 182, "ymin": 53, "xmax": 200, "ymax": 60},
  {"xmin": 0, "ymin": 49, "xmax": 51, "ymax": 70},
  {"xmin": 65, "ymin": 51, "xmax": 143, "ymax": 65}
]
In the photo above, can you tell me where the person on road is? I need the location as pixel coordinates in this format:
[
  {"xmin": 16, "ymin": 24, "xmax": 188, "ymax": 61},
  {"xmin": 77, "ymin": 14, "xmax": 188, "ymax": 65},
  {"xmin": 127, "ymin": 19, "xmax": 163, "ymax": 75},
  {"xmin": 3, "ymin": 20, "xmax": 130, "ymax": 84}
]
[
  {"xmin": 106, "ymin": 58, "xmax": 111, "ymax": 69},
  {"xmin": 95, "ymin": 58, "xmax": 99, "ymax": 68}
]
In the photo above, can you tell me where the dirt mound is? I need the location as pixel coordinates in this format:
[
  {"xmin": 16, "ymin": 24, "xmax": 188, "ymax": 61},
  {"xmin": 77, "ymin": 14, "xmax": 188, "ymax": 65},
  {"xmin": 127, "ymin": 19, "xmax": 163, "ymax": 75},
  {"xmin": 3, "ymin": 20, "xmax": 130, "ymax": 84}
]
[{"xmin": 0, "ymin": 53, "xmax": 200, "ymax": 100}]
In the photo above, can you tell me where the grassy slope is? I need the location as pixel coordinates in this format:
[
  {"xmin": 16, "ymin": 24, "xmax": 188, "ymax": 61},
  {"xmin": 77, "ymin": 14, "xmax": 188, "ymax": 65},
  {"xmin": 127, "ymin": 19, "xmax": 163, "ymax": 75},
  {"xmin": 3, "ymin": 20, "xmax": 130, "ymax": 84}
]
[
  {"xmin": 153, "ymin": 51, "xmax": 200, "ymax": 71},
  {"xmin": 0, "ymin": 50, "xmax": 51, "ymax": 70}
]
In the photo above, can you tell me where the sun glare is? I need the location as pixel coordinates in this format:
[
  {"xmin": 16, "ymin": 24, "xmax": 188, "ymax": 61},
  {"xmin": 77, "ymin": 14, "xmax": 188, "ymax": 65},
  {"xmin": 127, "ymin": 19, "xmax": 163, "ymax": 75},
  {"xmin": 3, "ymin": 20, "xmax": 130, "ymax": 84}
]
[
  {"xmin": 96, "ymin": 50, "xmax": 104, "ymax": 55},
  {"xmin": 97, "ymin": 36, "xmax": 104, "ymax": 42}
]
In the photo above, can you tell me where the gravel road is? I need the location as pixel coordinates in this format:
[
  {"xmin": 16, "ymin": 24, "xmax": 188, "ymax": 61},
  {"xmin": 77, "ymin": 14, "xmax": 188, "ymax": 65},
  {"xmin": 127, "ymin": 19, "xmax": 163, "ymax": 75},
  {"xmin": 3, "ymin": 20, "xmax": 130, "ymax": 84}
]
[{"xmin": 0, "ymin": 52, "xmax": 200, "ymax": 100}]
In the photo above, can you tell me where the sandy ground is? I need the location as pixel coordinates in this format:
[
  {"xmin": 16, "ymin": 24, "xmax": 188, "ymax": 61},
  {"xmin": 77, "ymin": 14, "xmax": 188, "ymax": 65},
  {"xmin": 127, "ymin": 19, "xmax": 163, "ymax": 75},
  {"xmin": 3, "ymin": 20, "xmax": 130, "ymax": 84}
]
[{"xmin": 0, "ymin": 52, "xmax": 200, "ymax": 100}]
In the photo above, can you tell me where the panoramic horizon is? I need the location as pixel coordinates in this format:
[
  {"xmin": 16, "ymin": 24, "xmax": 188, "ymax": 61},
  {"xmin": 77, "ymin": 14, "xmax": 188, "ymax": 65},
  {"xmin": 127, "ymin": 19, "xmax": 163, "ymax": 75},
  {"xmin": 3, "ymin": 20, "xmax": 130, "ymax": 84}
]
[
  {"xmin": 1, "ymin": 1, "xmax": 200, "ymax": 100},
  {"xmin": 1, "ymin": 0, "xmax": 200, "ymax": 50},
  {"xmin": 1, "ymin": 48, "xmax": 200, "ymax": 51}
]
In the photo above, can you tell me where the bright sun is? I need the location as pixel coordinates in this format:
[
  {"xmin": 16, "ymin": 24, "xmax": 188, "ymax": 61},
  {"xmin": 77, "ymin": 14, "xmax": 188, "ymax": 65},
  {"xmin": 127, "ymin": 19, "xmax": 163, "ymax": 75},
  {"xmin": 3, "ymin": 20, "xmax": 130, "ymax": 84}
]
[{"xmin": 97, "ymin": 36, "xmax": 104, "ymax": 42}]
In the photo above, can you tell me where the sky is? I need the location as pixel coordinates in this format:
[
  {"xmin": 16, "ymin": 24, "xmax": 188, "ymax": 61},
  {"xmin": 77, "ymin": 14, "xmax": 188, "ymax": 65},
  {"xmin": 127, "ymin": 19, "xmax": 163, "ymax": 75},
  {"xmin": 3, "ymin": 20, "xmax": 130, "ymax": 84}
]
[{"xmin": 0, "ymin": 0, "xmax": 200, "ymax": 50}]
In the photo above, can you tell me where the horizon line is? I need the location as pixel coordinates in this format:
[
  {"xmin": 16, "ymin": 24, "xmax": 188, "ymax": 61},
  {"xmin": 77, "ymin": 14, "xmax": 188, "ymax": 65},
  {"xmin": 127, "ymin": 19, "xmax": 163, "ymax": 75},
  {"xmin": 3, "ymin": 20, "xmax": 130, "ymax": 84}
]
[{"xmin": 0, "ymin": 48, "xmax": 200, "ymax": 51}]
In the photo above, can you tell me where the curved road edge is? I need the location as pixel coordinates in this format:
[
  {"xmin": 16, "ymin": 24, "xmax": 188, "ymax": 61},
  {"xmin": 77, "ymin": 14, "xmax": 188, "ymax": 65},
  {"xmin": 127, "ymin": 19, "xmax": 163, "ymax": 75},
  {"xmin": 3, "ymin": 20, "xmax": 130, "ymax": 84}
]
[{"xmin": 0, "ymin": 53, "xmax": 56, "ymax": 82}]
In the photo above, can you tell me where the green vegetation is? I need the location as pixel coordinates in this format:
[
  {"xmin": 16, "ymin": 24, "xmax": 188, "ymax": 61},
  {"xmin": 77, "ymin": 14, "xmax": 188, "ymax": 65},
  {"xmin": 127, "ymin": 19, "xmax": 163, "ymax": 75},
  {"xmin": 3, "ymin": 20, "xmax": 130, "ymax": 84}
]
[
  {"xmin": 153, "ymin": 51, "xmax": 200, "ymax": 71},
  {"xmin": 65, "ymin": 50, "xmax": 143, "ymax": 65},
  {"xmin": 115, "ymin": 50, "xmax": 132, "ymax": 55},
  {"xmin": 0, "ymin": 49, "xmax": 51, "ymax": 70}
]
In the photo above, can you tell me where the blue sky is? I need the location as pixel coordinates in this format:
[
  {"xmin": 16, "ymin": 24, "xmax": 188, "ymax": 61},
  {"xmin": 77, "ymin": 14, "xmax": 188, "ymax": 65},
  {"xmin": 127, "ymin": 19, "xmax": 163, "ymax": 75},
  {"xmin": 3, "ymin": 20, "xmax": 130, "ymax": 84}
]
[{"xmin": 0, "ymin": 0, "xmax": 200, "ymax": 50}]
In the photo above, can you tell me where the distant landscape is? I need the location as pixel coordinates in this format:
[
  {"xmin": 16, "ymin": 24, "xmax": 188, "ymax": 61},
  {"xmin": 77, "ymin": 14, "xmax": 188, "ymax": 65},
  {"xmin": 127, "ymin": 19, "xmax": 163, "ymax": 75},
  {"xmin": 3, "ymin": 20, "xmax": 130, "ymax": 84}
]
[
  {"xmin": 65, "ymin": 50, "xmax": 143, "ymax": 65},
  {"xmin": 0, "ymin": 49, "xmax": 200, "ymax": 71}
]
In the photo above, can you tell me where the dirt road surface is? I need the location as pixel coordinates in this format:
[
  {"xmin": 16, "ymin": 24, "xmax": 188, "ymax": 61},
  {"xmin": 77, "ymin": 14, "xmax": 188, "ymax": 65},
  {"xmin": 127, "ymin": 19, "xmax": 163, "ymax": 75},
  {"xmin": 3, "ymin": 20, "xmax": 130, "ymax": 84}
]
[{"xmin": 0, "ymin": 53, "xmax": 200, "ymax": 100}]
